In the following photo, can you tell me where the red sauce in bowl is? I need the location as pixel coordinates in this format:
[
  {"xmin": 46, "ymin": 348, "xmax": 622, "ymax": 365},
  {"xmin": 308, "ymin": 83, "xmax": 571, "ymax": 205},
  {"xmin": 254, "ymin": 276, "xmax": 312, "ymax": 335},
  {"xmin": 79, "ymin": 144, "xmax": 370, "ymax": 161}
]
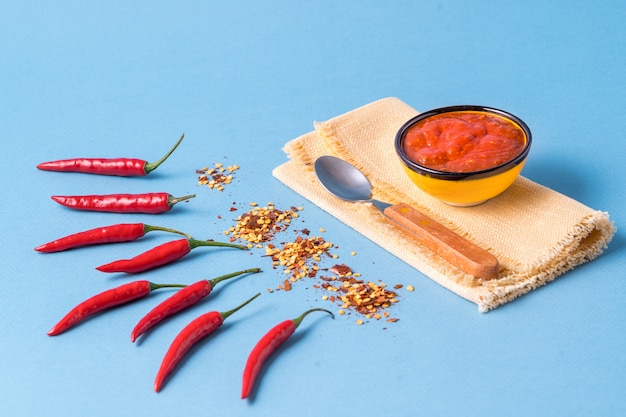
[{"xmin": 401, "ymin": 111, "xmax": 526, "ymax": 173}]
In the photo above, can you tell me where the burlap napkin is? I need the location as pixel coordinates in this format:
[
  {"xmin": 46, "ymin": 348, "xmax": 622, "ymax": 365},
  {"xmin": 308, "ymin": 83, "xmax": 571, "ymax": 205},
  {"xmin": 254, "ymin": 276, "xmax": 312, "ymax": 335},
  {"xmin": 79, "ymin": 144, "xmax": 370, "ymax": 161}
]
[{"xmin": 272, "ymin": 97, "xmax": 615, "ymax": 312}]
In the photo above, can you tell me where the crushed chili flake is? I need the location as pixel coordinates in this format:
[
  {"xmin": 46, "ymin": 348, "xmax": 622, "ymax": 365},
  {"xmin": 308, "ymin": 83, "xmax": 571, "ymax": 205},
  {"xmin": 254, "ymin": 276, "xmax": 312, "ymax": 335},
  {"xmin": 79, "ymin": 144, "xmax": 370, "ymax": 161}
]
[
  {"xmin": 318, "ymin": 265, "xmax": 401, "ymax": 324},
  {"xmin": 220, "ymin": 201, "xmax": 405, "ymax": 324},
  {"xmin": 330, "ymin": 263, "xmax": 352, "ymax": 276},
  {"xmin": 265, "ymin": 236, "xmax": 335, "ymax": 285},
  {"xmin": 224, "ymin": 203, "xmax": 301, "ymax": 244},
  {"xmin": 197, "ymin": 163, "xmax": 240, "ymax": 191}
]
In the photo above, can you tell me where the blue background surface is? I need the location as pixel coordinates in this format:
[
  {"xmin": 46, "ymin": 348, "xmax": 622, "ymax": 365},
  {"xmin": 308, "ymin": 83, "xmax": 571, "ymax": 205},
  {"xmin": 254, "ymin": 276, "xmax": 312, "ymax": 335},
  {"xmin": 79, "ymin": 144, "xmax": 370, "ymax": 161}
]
[{"xmin": 2, "ymin": 1, "xmax": 624, "ymax": 416}]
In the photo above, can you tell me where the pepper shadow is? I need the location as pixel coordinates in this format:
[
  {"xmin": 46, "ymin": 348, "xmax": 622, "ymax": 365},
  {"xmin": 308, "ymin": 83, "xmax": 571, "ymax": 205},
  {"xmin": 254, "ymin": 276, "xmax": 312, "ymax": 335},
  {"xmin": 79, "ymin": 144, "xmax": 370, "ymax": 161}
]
[{"xmin": 243, "ymin": 313, "xmax": 334, "ymax": 402}]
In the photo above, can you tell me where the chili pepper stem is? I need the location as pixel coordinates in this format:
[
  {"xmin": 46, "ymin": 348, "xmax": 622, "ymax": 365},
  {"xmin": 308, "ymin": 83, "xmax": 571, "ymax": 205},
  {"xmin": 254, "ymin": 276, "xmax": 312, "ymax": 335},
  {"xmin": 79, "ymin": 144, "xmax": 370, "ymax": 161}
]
[
  {"xmin": 292, "ymin": 308, "xmax": 335, "ymax": 328},
  {"xmin": 168, "ymin": 194, "xmax": 196, "ymax": 206},
  {"xmin": 149, "ymin": 283, "xmax": 187, "ymax": 291},
  {"xmin": 144, "ymin": 133, "xmax": 185, "ymax": 174},
  {"xmin": 209, "ymin": 268, "xmax": 261, "ymax": 287},
  {"xmin": 188, "ymin": 238, "xmax": 248, "ymax": 250},
  {"xmin": 221, "ymin": 293, "xmax": 261, "ymax": 320},
  {"xmin": 143, "ymin": 224, "xmax": 192, "ymax": 239}
]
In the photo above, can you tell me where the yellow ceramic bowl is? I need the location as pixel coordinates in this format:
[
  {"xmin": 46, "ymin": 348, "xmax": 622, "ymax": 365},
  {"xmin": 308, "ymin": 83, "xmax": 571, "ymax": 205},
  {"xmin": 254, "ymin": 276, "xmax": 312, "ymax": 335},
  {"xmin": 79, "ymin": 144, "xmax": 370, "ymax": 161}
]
[{"xmin": 395, "ymin": 105, "xmax": 532, "ymax": 206}]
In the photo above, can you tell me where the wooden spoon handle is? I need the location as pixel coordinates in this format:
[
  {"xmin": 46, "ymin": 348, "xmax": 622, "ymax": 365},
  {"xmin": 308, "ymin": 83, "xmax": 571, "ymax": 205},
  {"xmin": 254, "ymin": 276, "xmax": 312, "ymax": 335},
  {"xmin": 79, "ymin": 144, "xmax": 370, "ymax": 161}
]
[{"xmin": 383, "ymin": 203, "xmax": 499, "ymax": 279}]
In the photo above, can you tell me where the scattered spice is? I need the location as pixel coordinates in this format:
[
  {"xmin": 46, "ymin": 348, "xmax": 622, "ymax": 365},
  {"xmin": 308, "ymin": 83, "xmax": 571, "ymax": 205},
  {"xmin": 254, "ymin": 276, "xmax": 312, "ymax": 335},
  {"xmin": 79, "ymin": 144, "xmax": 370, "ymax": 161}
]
[
  {"xmin": 197, "ymin": 163, "xmax": 240, "ymax": 191},
  {"xmin": 224, "ymin": 203, "xmax": 302, "ymax": 247},
  {"xmin": 265, "ymin": 236, "xmax": 334, "ymax": 283},
  {"xmin": 318, "ymin": 264, "xmax": 401, "ymax": 324},
  {"xmin": 221, "ymin": 202, "xmax": 408, "ymax": 324},
  {"xmin": 330, "ymin": 264, "xmax": 352, "ymax": 276}
]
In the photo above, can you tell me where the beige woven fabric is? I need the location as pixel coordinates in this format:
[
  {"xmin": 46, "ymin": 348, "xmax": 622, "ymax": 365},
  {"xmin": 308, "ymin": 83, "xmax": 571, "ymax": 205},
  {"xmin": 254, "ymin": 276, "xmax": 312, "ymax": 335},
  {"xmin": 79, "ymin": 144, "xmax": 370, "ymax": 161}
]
[{"xmin": 272, "ymin": 97, "xmax": 615, "ymax": 312}]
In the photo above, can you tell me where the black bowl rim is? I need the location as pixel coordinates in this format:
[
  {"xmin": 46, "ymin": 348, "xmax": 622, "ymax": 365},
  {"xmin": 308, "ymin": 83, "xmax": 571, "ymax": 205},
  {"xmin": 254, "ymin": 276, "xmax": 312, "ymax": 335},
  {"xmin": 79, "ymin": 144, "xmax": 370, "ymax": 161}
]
[{"xmin": 395, "ymin": 105, "xmax": 532, "ymax": 181}]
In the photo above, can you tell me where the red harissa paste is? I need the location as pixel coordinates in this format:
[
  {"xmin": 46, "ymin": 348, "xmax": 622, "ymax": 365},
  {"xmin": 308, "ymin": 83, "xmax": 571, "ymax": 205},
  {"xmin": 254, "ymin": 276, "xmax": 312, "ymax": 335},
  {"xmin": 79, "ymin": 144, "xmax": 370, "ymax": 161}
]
[{"xmin": 402, "ymin": 111, "xmax": 526, "ymax": 172}]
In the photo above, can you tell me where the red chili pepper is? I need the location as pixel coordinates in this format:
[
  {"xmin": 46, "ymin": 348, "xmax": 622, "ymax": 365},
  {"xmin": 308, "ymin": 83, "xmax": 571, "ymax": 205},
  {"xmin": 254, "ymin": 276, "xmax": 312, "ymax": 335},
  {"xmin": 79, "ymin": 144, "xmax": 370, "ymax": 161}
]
[
  {"xmin": 47, "ymin": 280, "xmax": 186, "ymax": 336},
  {"xmin": 50, "ymin": 192, "xmax": 195, "ymax": 214},
  {"xmin": 131, "ymin": 268, "xmax": 261, "ymax": 342},
  {"xmin": 96, "ymin": 238, "xmax": 247, "ymax": 274},
  {"xmin": 37, "ymin": 133, "xmax": 184, "ymax": 176},
  {"xmin": 241, "ymin": 308, "xmax": 334, "ymax": 399},
  {"xmin": 154, "ymin": 293, "xmax": 261, "ymax": 392},
  {"xmin": 35, "ymin": 223, "xmax": 192, "ymax": 253}
]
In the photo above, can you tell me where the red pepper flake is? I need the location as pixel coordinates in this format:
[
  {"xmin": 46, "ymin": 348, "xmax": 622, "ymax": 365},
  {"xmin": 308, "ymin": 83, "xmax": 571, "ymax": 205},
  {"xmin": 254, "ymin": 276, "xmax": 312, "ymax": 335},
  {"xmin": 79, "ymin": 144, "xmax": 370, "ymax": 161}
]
[
  {"xmin": 318, "ymin": 265, "xmax": 401, "ymax": 324},
  {"xmin": 330, "ymin": 264, "xmax": 352, "ymax": 276},
  {"xmin": 265, "ymin": 236, "xmax": 334, "ymax": 288},
  {"xmin": 224, "ymin": 203, "xmax": 301, "ymax": 247},
  {"xmin": 220, "ymin": 203, "xmax": 406, "ymax": 323},
  {"xmin": 197, "ymin": 163, "xmax": 239, "ymax": 191}
]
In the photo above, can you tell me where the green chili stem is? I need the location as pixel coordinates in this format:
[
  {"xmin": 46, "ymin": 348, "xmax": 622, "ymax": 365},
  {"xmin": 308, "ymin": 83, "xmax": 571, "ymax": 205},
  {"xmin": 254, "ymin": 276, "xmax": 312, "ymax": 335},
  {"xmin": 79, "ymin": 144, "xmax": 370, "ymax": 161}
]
[
  {"xmin": 292, "ymin": 308, "xmax": 334, "ymax": 328},
  {"xmin": 149, "ymin": 282, "xmax": 187, "ymax": 291},
  {"xmin": 143, "ymin": 224, "xmax": 193, "ymax": 239},
  {"xmin": 221, "ymin": 293, "xmax": 261, "ymax": 320},
  {"xmin": 144, "ymin": 133, "xmax": 185, "ymax": 174},
  {"xmin": 168, "ymin": 194, "xmax": 196, "ymax": 206},
  {"xmin": 189, "ymin": 238, "xmax": 247, "ymax": 250},
  {"xmin": 209, "ymin": 268, "xmax": 262, "ymax": 287}
]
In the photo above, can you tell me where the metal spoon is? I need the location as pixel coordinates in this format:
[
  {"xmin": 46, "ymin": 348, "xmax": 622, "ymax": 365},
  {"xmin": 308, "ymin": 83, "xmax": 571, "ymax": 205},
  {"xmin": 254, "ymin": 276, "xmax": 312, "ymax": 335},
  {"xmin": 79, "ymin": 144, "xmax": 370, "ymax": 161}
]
[{"xmin": 314, "ymin": 155, "xmax": 499, "ymax": 279}]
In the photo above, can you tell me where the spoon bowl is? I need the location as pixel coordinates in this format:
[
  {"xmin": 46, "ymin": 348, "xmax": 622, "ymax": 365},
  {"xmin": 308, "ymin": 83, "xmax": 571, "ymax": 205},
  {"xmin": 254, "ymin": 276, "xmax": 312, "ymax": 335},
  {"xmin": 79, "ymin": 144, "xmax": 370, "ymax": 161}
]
[{"xmin": 314, "ymin": 156, "xmax": 389, "ymax": 211}]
